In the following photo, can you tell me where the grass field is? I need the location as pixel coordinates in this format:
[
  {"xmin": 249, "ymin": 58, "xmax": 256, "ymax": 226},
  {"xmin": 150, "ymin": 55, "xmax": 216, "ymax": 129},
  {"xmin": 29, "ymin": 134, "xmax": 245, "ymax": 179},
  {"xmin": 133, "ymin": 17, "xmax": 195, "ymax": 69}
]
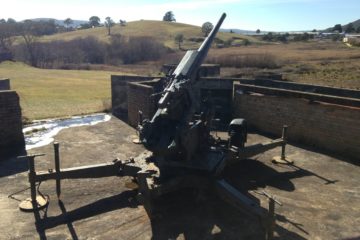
[
  {"xmin": 2, "ymin": 39, "xmax": 360, "ymax": 121},
  {"xmin": 0, "ymin": 61, "xmax": 143, "ymax": 120},
  {"xmin": 208, "ymin": 41, "xmax": 360, "ymax": 89}
]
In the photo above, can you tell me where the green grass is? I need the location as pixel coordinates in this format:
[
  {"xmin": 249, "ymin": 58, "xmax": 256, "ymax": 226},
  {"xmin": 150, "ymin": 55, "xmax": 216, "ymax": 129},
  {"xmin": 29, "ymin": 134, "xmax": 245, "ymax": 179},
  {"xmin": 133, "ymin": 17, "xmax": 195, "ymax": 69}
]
[{"xmin": 0, "ymin": 61, "xmax": 129, "ymax": 120}]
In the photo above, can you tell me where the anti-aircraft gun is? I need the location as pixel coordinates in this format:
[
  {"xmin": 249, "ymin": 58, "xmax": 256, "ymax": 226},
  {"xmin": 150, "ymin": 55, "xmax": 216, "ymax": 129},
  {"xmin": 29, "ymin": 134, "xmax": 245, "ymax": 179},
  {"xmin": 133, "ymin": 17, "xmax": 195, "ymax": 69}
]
[
  {"xmin": 18, "ymin": 13, "xmax": 288, "ymax": 240},
  {"xmin": 136, "ymin": 13, "xmax": 288, "ymax": 238},
  {"xmin": 139, "ymin": 13, "xmax": 229, "ymax": 174},
  {"xmin": 138, "ymin": 13, "xmax": 286, "ymax": 180}
]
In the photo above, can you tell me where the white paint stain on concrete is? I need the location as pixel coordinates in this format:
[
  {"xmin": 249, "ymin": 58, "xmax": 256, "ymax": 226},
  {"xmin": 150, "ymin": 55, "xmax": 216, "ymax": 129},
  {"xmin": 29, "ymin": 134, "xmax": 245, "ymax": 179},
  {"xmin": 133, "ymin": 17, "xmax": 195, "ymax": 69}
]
[{"xmin": 23, "ymin": 113, "xmax": 111, "ymax": 150}]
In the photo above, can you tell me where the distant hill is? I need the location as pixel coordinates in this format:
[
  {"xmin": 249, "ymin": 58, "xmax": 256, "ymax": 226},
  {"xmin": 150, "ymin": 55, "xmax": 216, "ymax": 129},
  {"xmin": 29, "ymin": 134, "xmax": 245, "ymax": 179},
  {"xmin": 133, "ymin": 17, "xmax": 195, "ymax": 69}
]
[
  {"xmin": 325, "ymin": 19, "xmax": 360, "ymax": 32},
  {"xmin": 40, "ymin": 20, "xmax": 260, "ymax": 49},
  {"xmin": 29, "ymin": 18, "xmax": 88, "ymax": 27},
  {"xmin": 220, "ymin": 28, "xmax": 257, "ymax": 34},
  {"xmin": 348, "ymin": 19, "xmax": 360, "ymax": 29}
]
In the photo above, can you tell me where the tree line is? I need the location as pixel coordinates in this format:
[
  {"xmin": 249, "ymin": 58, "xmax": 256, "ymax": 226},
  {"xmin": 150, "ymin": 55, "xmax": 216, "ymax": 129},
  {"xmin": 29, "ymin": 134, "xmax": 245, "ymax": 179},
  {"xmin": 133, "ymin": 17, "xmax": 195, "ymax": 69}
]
[
  {"xmin": 12, "ymin": 35, "xmax": 168, "ymax": 68},
  {"xmin": 0, "ymin": 16, "xmax": 169, "ymax": 66},
  {"xmin": 332, "ymin": 23, "xmax": 360, "ymax": 33}
]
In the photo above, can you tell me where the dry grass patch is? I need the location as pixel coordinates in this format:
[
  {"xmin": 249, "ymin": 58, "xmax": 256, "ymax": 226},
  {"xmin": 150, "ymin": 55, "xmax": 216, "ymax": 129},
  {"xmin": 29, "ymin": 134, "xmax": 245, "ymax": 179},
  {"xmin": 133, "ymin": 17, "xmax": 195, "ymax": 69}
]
[
  {"xmin": 39, "ymin": 20, "xmax": 259, "ymax": 49},
  {"xmin": 215, "ymin": 41, "xmax": 360, "ymax": 89}
]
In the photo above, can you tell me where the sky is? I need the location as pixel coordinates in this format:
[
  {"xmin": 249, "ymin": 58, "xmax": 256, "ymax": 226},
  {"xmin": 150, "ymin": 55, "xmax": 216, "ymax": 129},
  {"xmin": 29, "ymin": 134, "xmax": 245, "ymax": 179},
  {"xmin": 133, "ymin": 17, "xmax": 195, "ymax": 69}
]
[{"xmin": 1, "ymin": 0, "xmax": 359, "ymax": 31}]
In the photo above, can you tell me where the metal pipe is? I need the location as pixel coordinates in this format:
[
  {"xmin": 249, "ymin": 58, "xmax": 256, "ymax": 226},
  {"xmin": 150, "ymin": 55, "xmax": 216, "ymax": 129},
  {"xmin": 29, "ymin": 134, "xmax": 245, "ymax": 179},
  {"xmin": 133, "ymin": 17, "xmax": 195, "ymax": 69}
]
[
  {"xmin": 28, "ymin": 156, "xmax": 37, "ymax": 206},
  {"xmin": 267, "ymin": 198, "xmax": 276, "ymax": 240},
  {"xmin": 54, "ymin": 142, "xmax": 61, "ymax": 199},
  {"xmin": 281, "ymin": 125, "xmax": 288, "ymax": 160}
]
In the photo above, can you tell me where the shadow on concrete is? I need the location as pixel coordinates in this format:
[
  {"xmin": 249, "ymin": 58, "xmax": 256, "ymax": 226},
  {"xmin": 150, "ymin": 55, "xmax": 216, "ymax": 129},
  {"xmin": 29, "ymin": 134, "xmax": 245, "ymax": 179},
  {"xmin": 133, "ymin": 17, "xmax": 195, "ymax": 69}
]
[
  {"xmin": 34, "ymin": 190, "xmax": 138, "ymax": 239},
  {"xmin": 58, "ymin": 200, "xmax": 78, "ymax": 240},
  {"xmin": 32, "ymin": 187, "xmax": 307, "ymax": 240},
  {"xmin": 247, "ymin": 128, "xmax": 359, "ymax": 167},
  {"xmin": 224, "ymin": 159, "xmax": 298, "ymax": 192},
  {"xmin": 34, "ymin": 202, "xmax": 49, "ymax": 240},
  {"xmin": 29, "ymin": 160, "xmax": 317, "ymax": 240},
  {"xmin": 0, "ymin": 150, "xmax": 28, "ymax": 178},
  {"xmin": 224, "ymin": 159, "xmax": 338, "ymax": 193},
  {"xmin": 150, "ymin": 189, "xmax": 307, "ymax": 240}
]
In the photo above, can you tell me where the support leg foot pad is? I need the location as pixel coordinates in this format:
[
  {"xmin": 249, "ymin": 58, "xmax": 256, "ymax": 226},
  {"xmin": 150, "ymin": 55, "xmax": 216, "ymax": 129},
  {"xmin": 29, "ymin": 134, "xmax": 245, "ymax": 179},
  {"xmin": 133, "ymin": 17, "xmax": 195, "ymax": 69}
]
[
  {"xmin": 19, "ymin": 196, "xmax": 49, "ymax": 212},
  {"xmin": 272, "ymin": 156, "xmax": 293, "ymax": 164}
]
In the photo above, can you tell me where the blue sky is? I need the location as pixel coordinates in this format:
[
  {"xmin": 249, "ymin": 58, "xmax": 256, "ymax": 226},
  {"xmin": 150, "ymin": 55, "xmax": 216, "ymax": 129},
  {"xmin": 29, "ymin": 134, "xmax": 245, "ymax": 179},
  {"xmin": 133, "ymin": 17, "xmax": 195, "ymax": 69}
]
[{"xmin": 1, "ymin": 0, "xmax": 359, "ymax": 31}]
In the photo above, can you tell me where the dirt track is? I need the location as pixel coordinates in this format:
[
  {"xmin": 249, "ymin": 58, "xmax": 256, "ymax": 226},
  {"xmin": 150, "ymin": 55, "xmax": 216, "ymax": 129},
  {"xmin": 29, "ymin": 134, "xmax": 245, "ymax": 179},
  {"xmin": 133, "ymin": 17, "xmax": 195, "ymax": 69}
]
[{"xmin": 0, "ymin": 117, "xmax": 359, "ymax": 239}]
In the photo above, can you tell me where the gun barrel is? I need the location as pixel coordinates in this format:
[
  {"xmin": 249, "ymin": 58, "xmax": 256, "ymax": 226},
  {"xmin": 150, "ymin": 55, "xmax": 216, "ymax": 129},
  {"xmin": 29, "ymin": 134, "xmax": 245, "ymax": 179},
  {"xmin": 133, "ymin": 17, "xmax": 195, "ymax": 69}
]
[
  {"xmin": 199, "ymin": 13, "xmax": 227, "ymax": 53},
  {"xmin": 172, "ymin": 13, "xmax": 227, "ymax": 80}
]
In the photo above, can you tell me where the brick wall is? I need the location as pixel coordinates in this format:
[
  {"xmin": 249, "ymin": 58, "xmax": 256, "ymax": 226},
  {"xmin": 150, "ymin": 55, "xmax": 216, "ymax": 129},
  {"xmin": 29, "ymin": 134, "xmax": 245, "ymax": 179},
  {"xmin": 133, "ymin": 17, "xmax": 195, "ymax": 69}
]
[
  {"xmin": 237, "ymin": 78, "xmax": 360, "ymax": 99},
  {"xmin": 111, "ymin": 75, "xmax": 157, "ymax": 120},
  {"xmin": 0, "ymin": 90, "xmax": 25, "ymax": 158},
  {"xmin": 0, "ymin": 79, "xmax": 10, "ymax": 90},
  {"xmin": 161, "ymin": 64, "xmax": 220, "ymax": 77},
  {"xmin": 127, "ymin": 79, "xmax": 162, "ymax": 127},
  {"xmin": 234, "ymin": 84, "xmax": 360, "ymax": 160}
]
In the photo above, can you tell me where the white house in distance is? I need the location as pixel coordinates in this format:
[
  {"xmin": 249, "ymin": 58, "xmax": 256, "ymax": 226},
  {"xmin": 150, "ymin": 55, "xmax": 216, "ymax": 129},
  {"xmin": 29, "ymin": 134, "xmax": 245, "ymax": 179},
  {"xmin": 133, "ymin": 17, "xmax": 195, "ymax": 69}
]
[{"xmin": 343, "ymin": 34, "xmax": 360, "ymax": 43}]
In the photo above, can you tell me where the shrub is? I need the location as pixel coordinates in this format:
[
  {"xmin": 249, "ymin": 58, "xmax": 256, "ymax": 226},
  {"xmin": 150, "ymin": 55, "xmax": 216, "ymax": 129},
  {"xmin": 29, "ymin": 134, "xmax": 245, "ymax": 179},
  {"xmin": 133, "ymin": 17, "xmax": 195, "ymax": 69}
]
[
  {"xmin": 188, "ymin": 37, "xmax": 205, "ymax": 43},
  {"xmin": 13, "ymin": 35, "xmax": 168, "ymax": 68},
  {"xmin": 14, "ymin": 36, "xmax": 106, "ymax": 68},
  {"xmin": 207, "ymin": 53, "xmax": 280, "ymax": 69},
  {"xmin": 107, "ymin": 35, "xmax": 167, "ymax": 64},
  {"xmin": 348, "ymin": 38, "xmax": 360, "ymax": 47}
]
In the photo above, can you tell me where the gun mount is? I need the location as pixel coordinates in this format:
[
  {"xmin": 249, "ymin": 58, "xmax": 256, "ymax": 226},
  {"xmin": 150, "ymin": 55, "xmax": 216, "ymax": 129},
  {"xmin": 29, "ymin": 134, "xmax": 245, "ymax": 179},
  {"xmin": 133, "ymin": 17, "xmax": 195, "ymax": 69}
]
[
  {"xmin": 19, "ymin": 13, "xmax": 291, "ymax": 240},
  {"xmin": 139, "ymin": 13, "xmax": 227, "ymax": 163}
]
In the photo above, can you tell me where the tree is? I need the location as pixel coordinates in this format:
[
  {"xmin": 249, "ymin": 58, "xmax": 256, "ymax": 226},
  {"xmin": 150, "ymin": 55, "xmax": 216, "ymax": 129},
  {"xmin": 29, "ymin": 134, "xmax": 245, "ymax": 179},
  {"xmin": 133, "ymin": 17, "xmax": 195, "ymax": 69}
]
[
  {"xmin": 119, "ymin": 19, "xmax": 127, "ymax": 26},
  {"xmin": 356, "ymin": 26, "xmax": 360, "ymax": 33},
  {"xmin": 262, "ymin": 32, "xmax": 273, "ymax": 41},
  {"xmin": 174, "ymin": 33, "xmax": 184, "ymax": 49},
  {"xmin": 256, "ymin": 29, "xmax": 260, "ymax": 34},
  {"xmin": 243, "ymin": 39, "xmax": 250, "ymax": 46},
  {"xmin": 64, "ymin": 18, "xmax": 73, "ymax": 31},
  {"xmin": 0, "ymin": 22, "xmax": 15, "ymax": 61},
  {"xmin": 202, "ymin": 22, "xmax": 213, "ymax": 37},
  {"xmin": 7, "ymin": 18, "xmax": 16, "ymax": 24},
  {"xmin": 333, "ymin": 24, "xmax": 342, "ymax": 33},
  {"xmin": 163, "ymin": 11, "xmax": 176, "ymax": 22},
  {"xmin": 345, "ymin": 23, "xmax": 355, "ymax": 33},
  {"xmin": 89, "ymin": 16, "xmax": 100, "ymax": 27},
  {"xmin": 105, "ymin": 17, "xmax": 115, "ymax": 35},
  {"xmin": 79, "ymin": 23, "xmax": 91, "ymax": 29},
  {"xmin": 19, "ymin": 21, "xmax": 40, "ymax": 66}
]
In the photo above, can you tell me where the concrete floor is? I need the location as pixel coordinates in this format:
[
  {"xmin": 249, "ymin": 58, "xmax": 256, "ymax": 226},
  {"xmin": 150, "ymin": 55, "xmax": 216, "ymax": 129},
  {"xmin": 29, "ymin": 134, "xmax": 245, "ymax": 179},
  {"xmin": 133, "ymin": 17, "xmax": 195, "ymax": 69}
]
[{"xmin": 0, "ymin": 117, "xmax": 359, "ymax": 240}]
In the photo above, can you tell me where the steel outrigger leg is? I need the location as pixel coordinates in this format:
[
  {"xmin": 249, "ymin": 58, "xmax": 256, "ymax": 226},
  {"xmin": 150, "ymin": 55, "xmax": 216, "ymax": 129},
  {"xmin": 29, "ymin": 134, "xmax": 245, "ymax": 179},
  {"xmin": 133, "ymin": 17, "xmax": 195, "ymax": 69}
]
[
  {"xmin": 19, "ymin": 142, "xmax": 141, "ymax": 212},
  {"xmin": 272, "ymin": 125, "xmax": 293, "ymax": 164},
  {"xmin": 18, "ymin": 154, "xmax": 49, "ymax": 212},
  {"xmin": 215, "ymin": 179, "xmax": 282, "ymax": 240}
]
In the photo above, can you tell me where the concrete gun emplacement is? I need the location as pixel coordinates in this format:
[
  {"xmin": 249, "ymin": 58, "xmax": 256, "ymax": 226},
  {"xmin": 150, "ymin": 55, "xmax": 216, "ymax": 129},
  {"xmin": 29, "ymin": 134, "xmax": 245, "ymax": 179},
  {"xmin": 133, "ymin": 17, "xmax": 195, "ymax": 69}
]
[{"xmin": 20, "ymin": 13, "xmax": 289, "ymax": 240}]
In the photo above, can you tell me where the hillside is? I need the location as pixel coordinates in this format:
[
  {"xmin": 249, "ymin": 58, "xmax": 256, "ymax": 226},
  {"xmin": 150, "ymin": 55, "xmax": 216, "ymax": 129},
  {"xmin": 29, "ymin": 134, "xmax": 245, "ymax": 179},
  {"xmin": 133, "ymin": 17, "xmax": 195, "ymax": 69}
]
[
  {"xmin": 348, "ymin": 19, "xmax": 360, "ymax": 29},
  {"xmin": 325, "ymin": 18, "xmax": 360, "ymax": 32},
  {"xmin": 40, "ymin": 20, "xmax": 259, "ymax": 49}
]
